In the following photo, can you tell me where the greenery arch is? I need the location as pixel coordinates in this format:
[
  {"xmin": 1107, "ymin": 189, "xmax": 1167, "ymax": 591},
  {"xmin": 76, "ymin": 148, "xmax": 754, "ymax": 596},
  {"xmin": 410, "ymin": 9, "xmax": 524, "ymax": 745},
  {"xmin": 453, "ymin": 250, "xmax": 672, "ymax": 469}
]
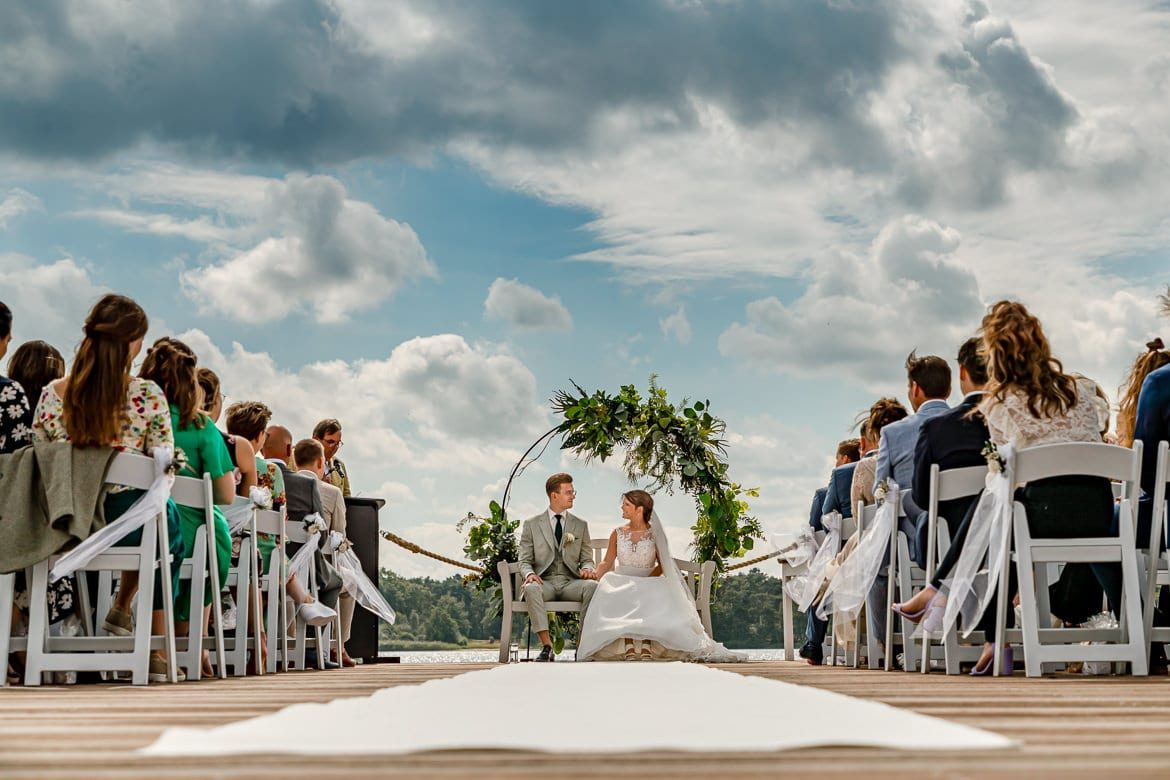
[{"xmin": 462, "ymin": 377, "xmax": 761, "ymax": 603}]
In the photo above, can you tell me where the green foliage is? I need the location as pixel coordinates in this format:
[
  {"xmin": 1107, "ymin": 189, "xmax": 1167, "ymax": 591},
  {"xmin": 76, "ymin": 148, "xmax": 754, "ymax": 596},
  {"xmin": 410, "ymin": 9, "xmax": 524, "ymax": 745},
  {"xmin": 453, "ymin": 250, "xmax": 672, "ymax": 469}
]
[
  {"xmin": 552, "ymin": 377, "xmax": 762, "ymax": 568},
  {"xmin": 710, "ymin": 568, "xmax": 803, "ymax": 649},
  {"xmin": 458, "ymin": 499, "xmax": 519, "ymax": 601}
]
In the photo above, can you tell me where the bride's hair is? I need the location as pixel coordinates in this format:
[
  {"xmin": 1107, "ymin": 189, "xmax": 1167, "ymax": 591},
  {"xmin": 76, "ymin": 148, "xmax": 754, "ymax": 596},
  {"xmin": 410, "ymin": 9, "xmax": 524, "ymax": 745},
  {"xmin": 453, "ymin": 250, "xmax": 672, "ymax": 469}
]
[{"xmin": 623, "ymin": 489, "xmax": 654, "ymax": 523}]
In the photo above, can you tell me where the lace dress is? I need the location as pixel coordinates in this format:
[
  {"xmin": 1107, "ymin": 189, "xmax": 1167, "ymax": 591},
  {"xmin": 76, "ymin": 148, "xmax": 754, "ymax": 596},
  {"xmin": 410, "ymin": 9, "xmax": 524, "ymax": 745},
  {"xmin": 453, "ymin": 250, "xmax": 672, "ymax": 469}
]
[{"xmin": 576, "ymin": 526, "xmax": 742, "ymax": 662}]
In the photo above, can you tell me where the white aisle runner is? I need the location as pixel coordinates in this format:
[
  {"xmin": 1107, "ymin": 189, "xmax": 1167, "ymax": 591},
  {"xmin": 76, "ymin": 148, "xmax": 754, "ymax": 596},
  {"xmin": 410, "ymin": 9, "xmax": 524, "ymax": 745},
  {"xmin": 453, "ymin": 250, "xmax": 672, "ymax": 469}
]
[{"xmin": 142, "ymin": 663, "xmax": 1014, "ymax": 756}]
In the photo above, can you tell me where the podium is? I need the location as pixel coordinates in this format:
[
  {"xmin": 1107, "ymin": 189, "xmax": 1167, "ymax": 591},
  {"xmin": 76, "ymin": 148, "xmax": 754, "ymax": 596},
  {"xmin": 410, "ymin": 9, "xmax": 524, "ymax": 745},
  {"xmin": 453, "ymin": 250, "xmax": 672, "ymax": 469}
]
[{"xmin": 342, "ymin": 497, "xmax": 386, "ymax": 662}]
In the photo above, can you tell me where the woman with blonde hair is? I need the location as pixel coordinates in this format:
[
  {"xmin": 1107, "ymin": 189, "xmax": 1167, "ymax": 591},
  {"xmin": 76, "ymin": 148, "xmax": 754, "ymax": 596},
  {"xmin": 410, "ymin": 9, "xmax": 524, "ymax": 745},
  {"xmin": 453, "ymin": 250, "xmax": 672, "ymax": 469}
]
[{"xmin": 1116, "ymin": 338, "xmax": 1170, "ymax": 448}]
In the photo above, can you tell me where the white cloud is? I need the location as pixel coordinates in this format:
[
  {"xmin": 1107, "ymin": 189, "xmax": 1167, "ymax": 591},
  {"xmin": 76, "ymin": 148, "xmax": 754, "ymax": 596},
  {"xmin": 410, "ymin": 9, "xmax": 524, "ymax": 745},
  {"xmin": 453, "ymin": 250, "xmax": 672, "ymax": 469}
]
[
  {"xmin": 78, "ymin": 166, "xmax": 437, "ymax": 324},
  {"xmin": 659, "ymin": 306, "xmax": 692, "ymax": 345},
  {"xmin": 0, "ymin": 253, "xmax": 106, "ymax": 356},
  {"xmin": 718, "ymin": 216, "xmax": 984, "ymax": 385},
  {"xmin": 483, "ymin": 277, "xmax": 572, "ymax": 332},
  {"xmin": 0, "ymin": 188, "xmax": 42, "ymax": 228}
]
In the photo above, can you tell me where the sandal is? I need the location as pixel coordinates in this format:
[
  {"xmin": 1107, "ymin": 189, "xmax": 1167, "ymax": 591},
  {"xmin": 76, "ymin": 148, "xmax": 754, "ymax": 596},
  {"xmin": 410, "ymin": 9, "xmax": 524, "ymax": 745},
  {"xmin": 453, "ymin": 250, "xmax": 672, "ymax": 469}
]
[
  {"xmin": 624, "ymin": 639, "xmax": 637, "ymax": 660},
  {"xmin": 640, "ymin": 644, "xmax": 653, "ymax": 661}
]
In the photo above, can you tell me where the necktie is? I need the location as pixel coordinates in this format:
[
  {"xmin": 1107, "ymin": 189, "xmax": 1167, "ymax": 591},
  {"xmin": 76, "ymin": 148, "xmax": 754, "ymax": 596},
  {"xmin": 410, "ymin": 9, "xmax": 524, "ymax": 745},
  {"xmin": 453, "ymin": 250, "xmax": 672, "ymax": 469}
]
[{"xmin": 554, "ymin": 514, "xmax": 563, "ymax": 546}]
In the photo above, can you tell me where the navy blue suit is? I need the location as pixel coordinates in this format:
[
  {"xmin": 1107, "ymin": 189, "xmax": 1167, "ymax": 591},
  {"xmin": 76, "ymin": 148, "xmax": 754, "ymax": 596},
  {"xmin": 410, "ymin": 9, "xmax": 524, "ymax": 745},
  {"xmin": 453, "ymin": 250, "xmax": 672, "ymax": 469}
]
[
  {"xmin": 808, "ymin": 486, "xmax": 830, "ymax": 532},
  {"xmin": 822, "ymin": 462, "xmax": 857, "ymax": 519},
  {"xmin": 1134, "ymin": 364, "xmax": 1170, "ymax": 544}
]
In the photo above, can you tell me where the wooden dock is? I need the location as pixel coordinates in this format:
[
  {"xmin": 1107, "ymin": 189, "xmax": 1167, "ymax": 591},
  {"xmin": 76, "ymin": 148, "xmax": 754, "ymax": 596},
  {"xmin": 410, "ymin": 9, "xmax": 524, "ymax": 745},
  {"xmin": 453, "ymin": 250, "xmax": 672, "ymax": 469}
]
[{"xmin": 2, "ymin": 662, "xmax": 1169, "ymax": 778}]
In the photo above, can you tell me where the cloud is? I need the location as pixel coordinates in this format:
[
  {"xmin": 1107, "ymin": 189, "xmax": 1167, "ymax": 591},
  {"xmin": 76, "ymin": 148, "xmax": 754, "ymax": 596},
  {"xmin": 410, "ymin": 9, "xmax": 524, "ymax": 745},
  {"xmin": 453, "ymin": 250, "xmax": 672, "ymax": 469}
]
[
  {"xmin": 79, "ymin": 167, "xmax": 437, "ymax": 324},
  {"xmin": 0, "ymin": 188, "xmax": 42, "ymax": 227},
  {"xmin": 483, "ymin": 278, "xmax": 572, "ymax": 332},
  {"xmin": 659, "ymin": 306, "xmax": 691, "ymax": 345},
  {"xmin": 0, "ymin": 253, "xmax": 107, "ymax": 356},
  {"xmin": 718, "ymin": 216, "xmax": 984, "ymax": 385}
]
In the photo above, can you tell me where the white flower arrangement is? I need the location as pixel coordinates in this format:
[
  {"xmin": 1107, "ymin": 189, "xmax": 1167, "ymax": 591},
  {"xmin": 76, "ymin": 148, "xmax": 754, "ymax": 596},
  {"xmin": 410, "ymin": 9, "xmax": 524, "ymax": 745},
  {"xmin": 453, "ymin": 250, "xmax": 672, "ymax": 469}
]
[
  {"xmin": 165, "ymin": 447, "xmax": 190, "ymax": 477},
  {"xmin": 248, "ymin": 485, "xmax": 273, "ymax": 510},
  {"xmin": 873, "ymin": 479, "xmax": 889, "ymax": 503}
]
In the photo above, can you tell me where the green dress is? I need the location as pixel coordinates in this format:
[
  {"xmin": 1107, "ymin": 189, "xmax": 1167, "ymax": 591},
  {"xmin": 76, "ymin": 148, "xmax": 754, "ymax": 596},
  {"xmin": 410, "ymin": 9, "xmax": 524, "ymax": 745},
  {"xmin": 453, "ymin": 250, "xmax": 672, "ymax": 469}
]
[{"xmin": 171, "ymin": 407, "xmax": 234, "ymax": 621}]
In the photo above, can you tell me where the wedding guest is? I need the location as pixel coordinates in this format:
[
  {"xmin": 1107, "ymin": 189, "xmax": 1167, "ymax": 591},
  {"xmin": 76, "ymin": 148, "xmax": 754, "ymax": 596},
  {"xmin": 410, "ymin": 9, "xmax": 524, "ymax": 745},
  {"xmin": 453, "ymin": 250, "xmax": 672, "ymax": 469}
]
[
  {"xmin": 198, "ymin": 368, "xmax": 257, "ymax": 497},
  {"xmin": 806, "ymin": 485, "xmax": 830, "ymax": 533},
  {"xmin": 1117, "ymin": 339, "xmax": 1170, "ymax": 450},
  {"xmin": 31, "ymin": 294, "xmax": 183, "ymax": 682},
  {"xmin": 7, "ymin": 340, "xmax": 65, "ymax": 427},
  {"xmin": 294, "ymin": 437, "xmax": 355, "ymax": 667},
  {"xmin": 897, "ymin": 301, "xmax": 1114, "ymax": 674},
  {"xmin": 799, "ymin": 438, "xmax": 861, "ymax": 664},
  {"xmin": 312, "ymin": 418, "xmax": 351, "ymax": 497},
  {"xmin": 0, "ymin": 302, "xmax": 33, "ymax": 454},
  {"xmin": 851, "ymin": 399, "xmax": 908, "ymax": 507},
  {"xmin": 140, "ymin": 337, "xmax": 235, "ymax": 678}
]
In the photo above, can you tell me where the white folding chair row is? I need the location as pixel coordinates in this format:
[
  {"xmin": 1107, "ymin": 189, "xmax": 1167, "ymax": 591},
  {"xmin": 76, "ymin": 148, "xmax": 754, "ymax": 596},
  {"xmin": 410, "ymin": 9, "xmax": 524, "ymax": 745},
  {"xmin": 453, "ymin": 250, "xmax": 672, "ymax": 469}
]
[
  {"xmin": 994, "ymin": 441, "xmax": 1148, "ymax": 677},
  {"xmin": 219, "ymin": 500, "xmax": 268, "ymax": 676},
  {"xmin": 22, "ymin": 452, "xmax": 178, "ymax": 686},
  {"xmin": 1142, "ymin": 440, "xmax": 1169, "ymax": 663},
  {"xmin": 253, "ymin": 508, "xmax": 290, "ymax": 673},
  {"xmin": 171, "ymin": 473, "xmax": 227, "ymax": 682},
  {"xmin": 919, "ymin": 464, "xmax": 988, "ymax": 674}
]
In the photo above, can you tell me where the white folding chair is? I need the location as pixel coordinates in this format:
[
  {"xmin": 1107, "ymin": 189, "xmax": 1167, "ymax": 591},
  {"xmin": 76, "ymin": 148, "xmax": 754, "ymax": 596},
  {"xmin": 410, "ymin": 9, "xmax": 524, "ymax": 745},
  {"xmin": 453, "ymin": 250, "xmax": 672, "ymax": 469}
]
[
  {"xmin": 255, "ymin": 508, "xmax": 289, "ymax": 673},
  {"xmin": 1141, "ymin": 441, "xmax": 1169, "ymax": 663},
  {"xmin": 23, "ymin": 452, "xmax": 178, "ymax": 686},
  {"xmin": 171, "ymin": 473, "xmax": 227, "ymax": 681},
  {"xmin": 919, "ymin": 464, "xmax": 987, "ymax": 674},
  {"xmin": 0, "ymin": 571, "xmax": 18, "ymax": 686},
  {"xmin": 221, "ymin": 500, "xmax": 267, "ymax": 676},
  {"xmin": 996, "ymin": 442, "xmax": 1148, "ymax": 677},
  {"xmin": 285, "ymin": 520, "xmax": 327, "ymax": 671},
  {"xmin": 879, "ymin": 484, "xmax": 910, "ymax": 672}
]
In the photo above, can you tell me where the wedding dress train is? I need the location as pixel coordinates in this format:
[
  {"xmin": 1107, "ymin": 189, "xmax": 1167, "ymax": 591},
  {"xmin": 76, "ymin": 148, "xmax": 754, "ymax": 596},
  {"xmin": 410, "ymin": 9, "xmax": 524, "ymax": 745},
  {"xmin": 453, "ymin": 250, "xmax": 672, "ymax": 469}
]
[{"xmin": 576, "ymin": 512, "xmax": 743, "ymax": 662}]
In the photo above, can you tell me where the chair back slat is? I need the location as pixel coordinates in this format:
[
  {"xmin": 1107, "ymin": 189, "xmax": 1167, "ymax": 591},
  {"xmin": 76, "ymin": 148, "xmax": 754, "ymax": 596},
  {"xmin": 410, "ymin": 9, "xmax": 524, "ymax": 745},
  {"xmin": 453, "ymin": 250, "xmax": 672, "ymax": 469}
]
[
  {"xmin": 103, "ymin": 451, "xmax": 159, "ymax": 490},
  {"xmin": 254, "ymin": 509, "xmax": 283, "ymax": 536},
  {"xmin": 170, "ymin": 474, "xmax": 209, "ymax": 508},
  {"xmin": 1012, "ymin": 441, "xmax": 1141, "ymax": 487},
  {"xmin": 935, "ymin": 465, "xmax": 987, "ymax": 502}
]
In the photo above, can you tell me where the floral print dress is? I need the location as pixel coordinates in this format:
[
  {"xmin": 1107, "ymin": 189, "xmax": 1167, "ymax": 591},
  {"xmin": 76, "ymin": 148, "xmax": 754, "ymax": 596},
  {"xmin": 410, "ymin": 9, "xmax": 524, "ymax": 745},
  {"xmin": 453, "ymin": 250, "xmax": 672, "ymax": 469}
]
[{"xmin": 0, "ymin": 376, "xmax": 33, "ymax": 454}]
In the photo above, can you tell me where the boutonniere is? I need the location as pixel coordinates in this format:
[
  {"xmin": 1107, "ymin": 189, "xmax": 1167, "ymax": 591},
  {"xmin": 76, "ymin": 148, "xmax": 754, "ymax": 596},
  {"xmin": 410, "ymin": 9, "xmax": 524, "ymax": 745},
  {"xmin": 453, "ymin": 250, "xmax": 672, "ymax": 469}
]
[
  {"xmin": 982, "ymin": 440, "xmax": 1006, "ymax": 475},
  {"xmin": 873, "ymin": 478, "xmax": 889, "ymax": 503},
  {"xmin": 563, "ymin": 532, "xmax": 576, "ymax": 546}
]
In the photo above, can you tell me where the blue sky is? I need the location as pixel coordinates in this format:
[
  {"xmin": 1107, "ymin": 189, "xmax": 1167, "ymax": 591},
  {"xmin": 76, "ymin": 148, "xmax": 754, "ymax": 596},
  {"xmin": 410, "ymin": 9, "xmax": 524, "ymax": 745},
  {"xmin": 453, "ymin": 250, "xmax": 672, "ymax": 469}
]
[{"xmin": 2, "ymin": 0, "xmax": 1169, "ymax": 577}]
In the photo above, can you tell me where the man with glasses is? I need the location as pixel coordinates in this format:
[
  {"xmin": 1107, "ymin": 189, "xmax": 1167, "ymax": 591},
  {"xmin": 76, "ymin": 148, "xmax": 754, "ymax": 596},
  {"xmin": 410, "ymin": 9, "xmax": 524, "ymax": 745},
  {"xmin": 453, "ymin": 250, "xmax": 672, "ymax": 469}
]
[
  {"xmin": 313, "ymin": 418, "xmax": 351, "ymax": 497},
  {"xmin": 518, "ymin": 473, "xmax": 599, "ymax": 661}
]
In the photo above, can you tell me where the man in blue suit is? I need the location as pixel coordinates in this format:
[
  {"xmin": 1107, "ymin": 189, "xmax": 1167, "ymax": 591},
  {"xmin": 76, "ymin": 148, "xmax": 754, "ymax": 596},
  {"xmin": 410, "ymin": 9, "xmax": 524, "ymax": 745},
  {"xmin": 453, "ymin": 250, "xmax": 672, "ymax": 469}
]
[
  {"xmin": 807, "ymin": 486, "xmax": 830, "ymax": 533},
  {"xmin": 800, "ymin": 439, "xmax": 862, "ymax": 664},
  {"xmin": 867, "ymin": 352, "xmax": 952, "ymax": 659}
]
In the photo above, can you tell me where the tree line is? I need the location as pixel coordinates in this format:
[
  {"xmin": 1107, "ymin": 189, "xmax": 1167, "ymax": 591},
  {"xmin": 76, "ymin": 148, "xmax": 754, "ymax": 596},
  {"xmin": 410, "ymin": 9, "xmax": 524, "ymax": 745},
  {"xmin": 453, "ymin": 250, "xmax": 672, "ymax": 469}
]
[{"xmin": 378, "ymin": 568, "xmax": 802, "ymax": 650}]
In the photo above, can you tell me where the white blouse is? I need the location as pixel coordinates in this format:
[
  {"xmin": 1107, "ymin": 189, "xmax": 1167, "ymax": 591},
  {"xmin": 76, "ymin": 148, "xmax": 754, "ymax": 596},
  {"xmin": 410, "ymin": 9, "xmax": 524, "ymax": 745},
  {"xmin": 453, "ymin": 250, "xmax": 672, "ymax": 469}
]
[{"xmin": 982, "ymin": 377, "xmax": 1103, "ymax": 450}]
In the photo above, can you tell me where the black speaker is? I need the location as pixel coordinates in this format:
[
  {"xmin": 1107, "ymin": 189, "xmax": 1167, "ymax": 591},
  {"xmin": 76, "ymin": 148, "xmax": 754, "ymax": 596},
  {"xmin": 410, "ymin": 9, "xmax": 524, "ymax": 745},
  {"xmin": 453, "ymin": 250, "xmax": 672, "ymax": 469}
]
[{"xmin": 343, "ymin": 496, "xmax": 386, "ymax": 662}]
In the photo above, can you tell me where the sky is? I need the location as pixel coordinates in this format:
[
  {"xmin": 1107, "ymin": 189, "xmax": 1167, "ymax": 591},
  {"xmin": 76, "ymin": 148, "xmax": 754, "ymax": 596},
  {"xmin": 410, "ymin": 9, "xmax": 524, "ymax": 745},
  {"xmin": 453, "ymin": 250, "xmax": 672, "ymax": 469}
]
[{"xmin": 2, "ymin": 1, "xmax": 1169, "ymax": 579}]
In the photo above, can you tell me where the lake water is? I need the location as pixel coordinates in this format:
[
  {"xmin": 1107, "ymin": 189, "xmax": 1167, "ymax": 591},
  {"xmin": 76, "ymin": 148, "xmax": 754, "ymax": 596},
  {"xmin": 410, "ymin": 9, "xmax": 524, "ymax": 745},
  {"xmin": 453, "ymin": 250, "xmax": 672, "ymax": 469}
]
[{"xmin": 381, "ymin": 649, "xmax": 791, "ymax": 663}]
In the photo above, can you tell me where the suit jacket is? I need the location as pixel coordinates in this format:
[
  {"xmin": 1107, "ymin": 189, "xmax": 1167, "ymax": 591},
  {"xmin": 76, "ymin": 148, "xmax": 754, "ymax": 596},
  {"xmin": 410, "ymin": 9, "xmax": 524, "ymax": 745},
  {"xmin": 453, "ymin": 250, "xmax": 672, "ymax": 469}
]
[
  {"xmin": 269, "ymin": 459, "xmax": 342, "ymax": 607},
  {"xmin": 808, "ymin": 486, "xmax": 829, "ymax": 532},
  {"xmin": 1134, "ymin": 364, "xmax": 1170, "ymax": 542},
  {"xmin": 822, "ymin": 462, "xmax": 857, "ymax": 519},
  {"xmin": 518, "ymin": 510, "xmax": 594, "ymax": 580},
  {"xmin": 910, "ymin": 393, "xmax": 989, "ymax": 566},
  {"xmin": 298, "ymin": 468, "xmax": 346, "ymax": 536},
  {"xmin": 874, "ymin": 398, "xmax": 951, "ymax": 519}
]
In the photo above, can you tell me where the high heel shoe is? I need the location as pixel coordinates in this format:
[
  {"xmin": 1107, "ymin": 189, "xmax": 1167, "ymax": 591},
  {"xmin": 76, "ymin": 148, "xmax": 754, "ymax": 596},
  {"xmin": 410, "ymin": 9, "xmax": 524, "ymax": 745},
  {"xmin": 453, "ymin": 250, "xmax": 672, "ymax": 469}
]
[
  {"xmin": 970, "ymin": 645, "xmax": 1013, "ymax": 676},
  {"xmin": 892, "ymin": 587, "xmax": 937, "ymax": 624}
]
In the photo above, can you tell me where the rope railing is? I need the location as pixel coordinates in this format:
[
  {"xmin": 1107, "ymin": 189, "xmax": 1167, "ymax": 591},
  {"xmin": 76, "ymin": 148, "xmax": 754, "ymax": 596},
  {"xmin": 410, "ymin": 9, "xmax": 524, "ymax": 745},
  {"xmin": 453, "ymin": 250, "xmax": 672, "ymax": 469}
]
[
  {"xmin": 380, "ymin": 529, "xmax": 793, "ymax": 575},
  {"xmin": 379, "ymin": 530, "xmax": 486, "ymax": 574}
]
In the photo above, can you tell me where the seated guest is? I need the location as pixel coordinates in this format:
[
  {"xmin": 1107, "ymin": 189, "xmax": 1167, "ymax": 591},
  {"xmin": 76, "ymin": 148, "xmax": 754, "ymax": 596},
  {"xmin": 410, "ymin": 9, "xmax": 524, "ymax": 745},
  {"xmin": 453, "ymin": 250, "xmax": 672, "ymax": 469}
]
[
  {"xmin": 1117, "ymin": 338, "xmax": 1169, "ymax": 453},
  {"xmin": 799, "ymin": 439, "xmax": 861, "ymax": 664},
  {"xmin": 312, "ymin": 418, "xmax": 351, "ymax": 497},
  {"xmin": 226, "ymin": 405, "xmax": 335, "ymax": 633},
  {"xmin": 807, "ymin": 485, "xmax": 829, "ymax": 533},
  {"xmin": 7, "ymin": 340, "xmax": 65, "ymax": 431},
  {"xmin": 197, "ymin": 368, "xmax": 257, "ymax": 497},
  {"xmin": 0, "ymin": 301, "xmax": 33, "ymax": 454},
  {"xmin": 899, "ymin": 301, "xmax": 1115, "ymax": 674},
  {"xmin": 1133, "ymin": 335, "xmax": 1170, "ymax": 544},
  {"xmin": 139, "ymin": 338, "xmax": 235, "ymax": 678},
  {"xmin": 822, "ymin": 439, "xmax": 861, "ymax": 519},
  {"xmin": 294, "ymin": 438, "xmax": 355, "ymax": 667},
  {"xmin": 866, "ymin": 353, "xmax": 951, "ymax": 655},
  {"xmin": 263, "ymin": 424, "xmax": 343, "ymax": 638},
  {"xmin": 31, "ymin": 294, "xmax": 183, "ymax": 682},
  {"xmin": 851, "ymin": 399, "xmax": 908, "ymax": 507}
]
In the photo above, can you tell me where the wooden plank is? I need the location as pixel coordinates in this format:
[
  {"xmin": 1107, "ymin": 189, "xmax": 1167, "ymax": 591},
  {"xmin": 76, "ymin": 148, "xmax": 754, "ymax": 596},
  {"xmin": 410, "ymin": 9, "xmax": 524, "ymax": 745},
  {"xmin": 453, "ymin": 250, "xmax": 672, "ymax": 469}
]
[{"xmin": 2, "ymin": 662, "xmax": 1169, "ymax": 778}]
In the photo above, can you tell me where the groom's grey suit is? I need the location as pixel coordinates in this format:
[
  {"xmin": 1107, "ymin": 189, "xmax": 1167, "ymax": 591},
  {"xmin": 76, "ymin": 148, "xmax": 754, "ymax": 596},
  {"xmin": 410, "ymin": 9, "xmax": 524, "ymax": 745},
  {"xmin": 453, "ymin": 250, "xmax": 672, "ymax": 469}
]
[{"xmin": 519, "ymin": 511, "xmax": 597, "ymax": 634}]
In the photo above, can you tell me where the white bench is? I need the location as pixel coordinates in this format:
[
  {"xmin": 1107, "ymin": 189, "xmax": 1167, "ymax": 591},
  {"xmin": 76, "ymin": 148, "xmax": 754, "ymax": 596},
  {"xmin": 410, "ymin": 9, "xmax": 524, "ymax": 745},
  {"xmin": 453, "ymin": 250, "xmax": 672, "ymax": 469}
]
[{"xmin": 496, "ymin": 539, "xmax": 717, "ymax": 662}]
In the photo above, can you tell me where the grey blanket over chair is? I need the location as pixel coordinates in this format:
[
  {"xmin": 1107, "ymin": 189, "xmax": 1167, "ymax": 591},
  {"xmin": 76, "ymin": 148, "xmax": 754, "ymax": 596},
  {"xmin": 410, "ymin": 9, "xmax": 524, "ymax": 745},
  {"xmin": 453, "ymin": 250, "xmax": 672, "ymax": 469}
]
[{"xmin": 0, "ymin": 442, "xmax": 116, "ymax": 573}]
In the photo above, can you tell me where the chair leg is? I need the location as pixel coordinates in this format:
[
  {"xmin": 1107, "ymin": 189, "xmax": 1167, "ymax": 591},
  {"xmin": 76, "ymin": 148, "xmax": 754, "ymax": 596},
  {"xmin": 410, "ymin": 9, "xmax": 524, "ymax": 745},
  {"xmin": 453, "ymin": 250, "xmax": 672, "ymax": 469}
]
[
  {"xmin": 23, "ymin": 561, "xmax": 50, "ymax": 686},
  {"xmin": 498, "ymin": 603, "xmax": 512, "ymax": 664},
  {"xmin": 157, "ymin": 514, "xmax": 178, "ymax": 685},
  {"xmin": 1120, "ymin": 513, "xmax": 1149, "ymax": 676},
  {"xmin": 205, "ymin": 520, "xmax": 227, "ymax": 680},
  {"xmin": 0, "ymin": 573, "xmax": 14, "ymax": 687},
  {"xmin": 782, "ymin": 587, "xmax": 794, "ymax": 662}
]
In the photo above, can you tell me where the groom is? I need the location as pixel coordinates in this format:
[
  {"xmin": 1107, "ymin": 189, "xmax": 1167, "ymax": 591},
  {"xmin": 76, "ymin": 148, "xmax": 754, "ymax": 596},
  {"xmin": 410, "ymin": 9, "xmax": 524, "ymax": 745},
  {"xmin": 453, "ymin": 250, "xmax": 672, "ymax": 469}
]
[{"xmin": 519, "ymin": 473, "xmax": 599, "ymax": 661}]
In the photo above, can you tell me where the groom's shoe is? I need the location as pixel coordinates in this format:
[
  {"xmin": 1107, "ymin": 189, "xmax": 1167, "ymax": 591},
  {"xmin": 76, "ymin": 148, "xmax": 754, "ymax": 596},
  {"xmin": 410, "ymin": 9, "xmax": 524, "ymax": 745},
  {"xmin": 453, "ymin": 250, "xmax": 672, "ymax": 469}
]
[
  {"xmin": 536, "ymin": 645, "xmax": 555, "ymax": 662},
  {"xmin": 798, "ymin": 641, "xmax": 823, "ymax": 666}
]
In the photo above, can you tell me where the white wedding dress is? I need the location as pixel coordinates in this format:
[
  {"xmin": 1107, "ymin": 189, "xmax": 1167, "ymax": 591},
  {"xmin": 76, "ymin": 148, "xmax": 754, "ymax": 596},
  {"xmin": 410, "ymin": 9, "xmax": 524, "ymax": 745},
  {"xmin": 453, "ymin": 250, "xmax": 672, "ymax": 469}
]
[{"xmin": 576, "ymin": 513, "xmax": 743, "ymax": 662}]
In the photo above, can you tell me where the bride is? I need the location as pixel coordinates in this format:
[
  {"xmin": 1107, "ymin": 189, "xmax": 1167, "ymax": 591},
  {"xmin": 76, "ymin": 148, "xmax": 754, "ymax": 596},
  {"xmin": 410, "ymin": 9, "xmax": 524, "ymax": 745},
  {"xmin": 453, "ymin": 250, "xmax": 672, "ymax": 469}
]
[{"xmin": 576, "ymin": 490, "xmax": 743, "ymax": 662}]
